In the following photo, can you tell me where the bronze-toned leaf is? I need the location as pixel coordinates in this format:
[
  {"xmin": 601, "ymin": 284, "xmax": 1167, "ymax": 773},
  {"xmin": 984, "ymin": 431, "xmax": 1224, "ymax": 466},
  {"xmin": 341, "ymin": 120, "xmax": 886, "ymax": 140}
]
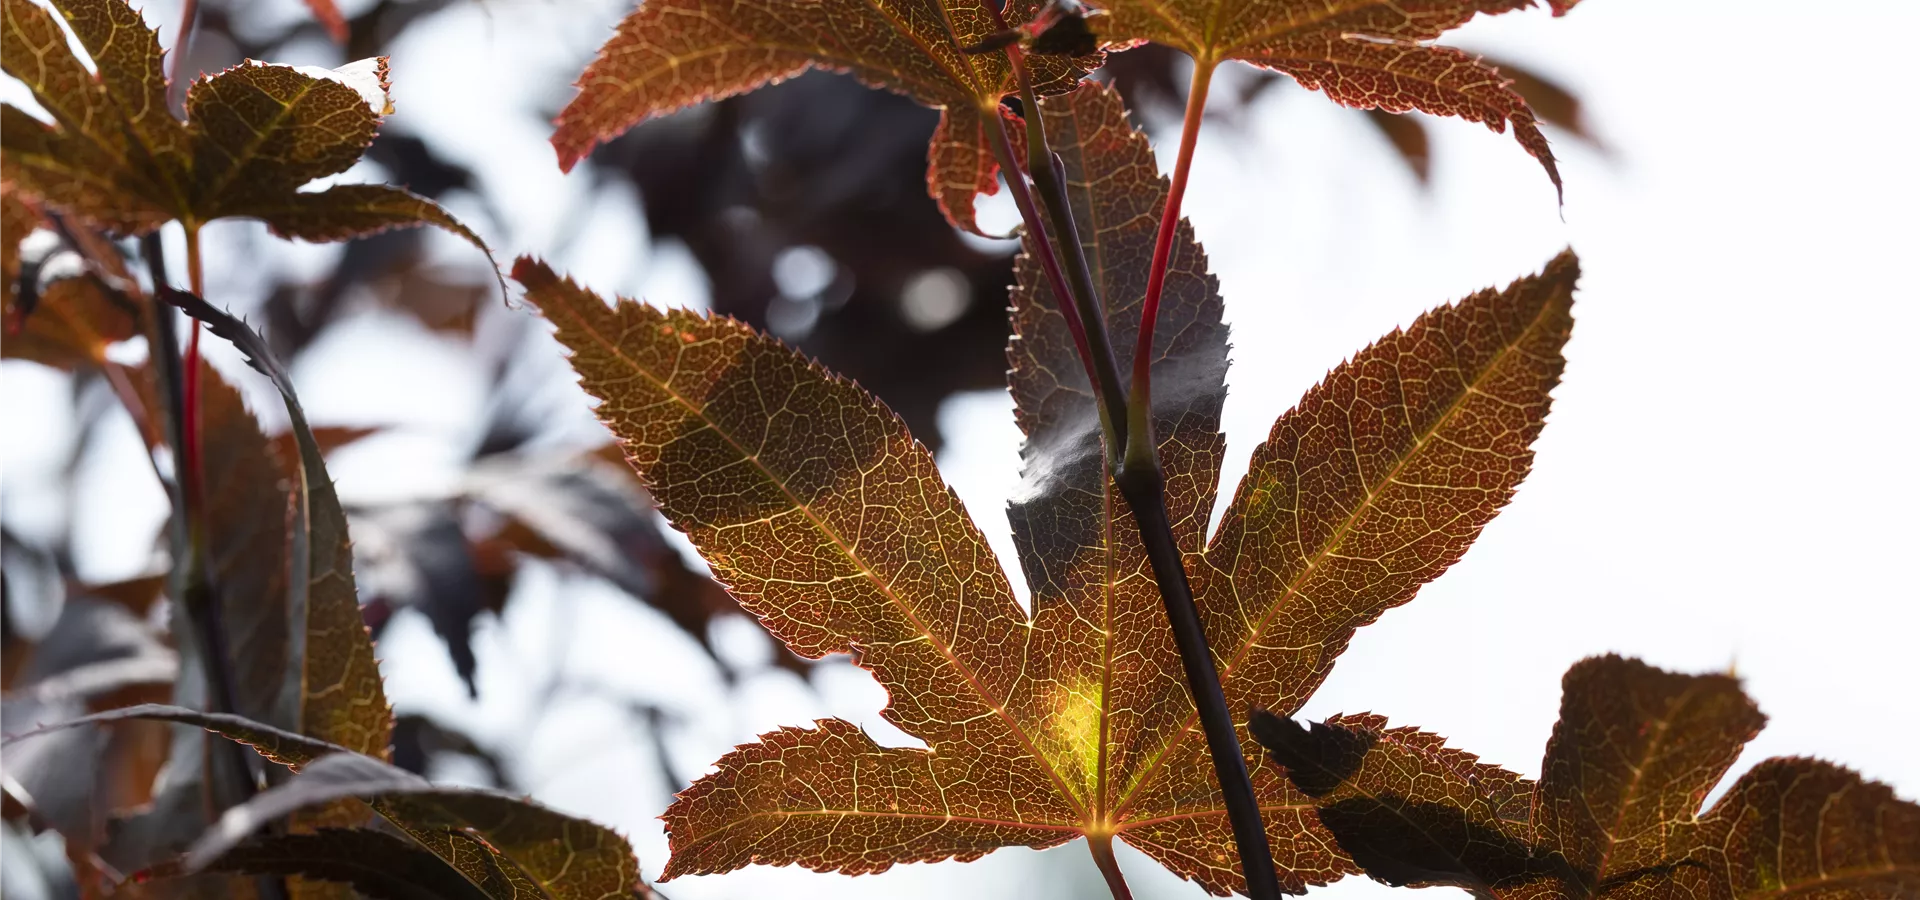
[
  {"xmin": 1112, "ymin": 250, "xmax": 1577, "ymax": 893},
  {"xmin": 1250, "ymin": 712, "xmax": 1565, "ymax": 895},
  {"xmin": 198, "ymin": 362, "xmax": 295, "ymax": 728},
  {"xmin": 1088, "ymin": 0, "xmax": 1586, "ymax": 196},
  {"xmin": 0, "ymin": 0, "xmax": 493, "ymax": 267},
  {"xmin": 517, "ymin": 235, "xmax": 1579, "ymax": 893},
  {"xmin": 548, "ymin": 0, "xmax": 1097, "ymax": 233},
  {"xmin": 1252, "ymin": 656, "xmax": 1920, "ymax": 899},
  {"xmin": 1537, "ymin": 655, "xmax": 1766, "ymax": 888},
  {"xmin": 0, "ymin": 0, "xmax": 175, "ymax": 230},
  {"xmin": 516, "ymin": 258, "xmax": 1082, "ymax": 873}
]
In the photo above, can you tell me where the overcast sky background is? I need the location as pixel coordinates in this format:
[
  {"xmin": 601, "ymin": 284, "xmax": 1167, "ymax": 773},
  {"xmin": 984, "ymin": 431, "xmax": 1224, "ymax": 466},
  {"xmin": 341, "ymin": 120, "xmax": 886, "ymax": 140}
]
[{"xmin": 4, "ymin": 1, "xmax": 1917, "ymax": 898}]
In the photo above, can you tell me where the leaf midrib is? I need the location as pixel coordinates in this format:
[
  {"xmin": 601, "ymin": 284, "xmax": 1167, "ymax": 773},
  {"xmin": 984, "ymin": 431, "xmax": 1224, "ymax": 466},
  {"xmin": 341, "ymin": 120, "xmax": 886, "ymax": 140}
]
[
  {"xmin": 1583, "ymin": 682, "xmax": 1703, "ymax": 891},
  {"xmin": 193, "ymin": 74, "xmax": 325, "ymax": 213},
  {"xmin": 550, "ymin": 299, "xmax": 1090, "ymax": 823},
  {"xmin": 1113, "ymin": 286, "xmax": 1561, "ymax": 821}
]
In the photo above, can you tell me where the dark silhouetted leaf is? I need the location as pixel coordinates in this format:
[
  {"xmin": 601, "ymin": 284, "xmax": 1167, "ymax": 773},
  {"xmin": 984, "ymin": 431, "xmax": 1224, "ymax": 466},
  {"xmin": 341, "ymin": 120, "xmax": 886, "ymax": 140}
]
[
  {"xmin": 171, "ymin": 828, "xmax": 491, "ymax": 900},
  {"xmin": 351, "ymin": 502, "xmax": 485, "ymax": 694},
  {"xmin": 514, "ymin": 225, "xmax": 1578, "ymax": 893},
  {"xmin": 549, "ymin": 0, "xmax": 1098, "ymax": 233},
  {"xmin": 5, "ymin": 703, "xmax": 348, "ymax": 769},
  {"xmin": 1089, "ymin": 0, "xmax": 1586, "ymax": 197},
  {"xmin": 1252, "ymin": 655, "xmax": 1920, "ymax": 898},
  {"xmin": 187, "ymin": 752, "xmax": 643, "ymax": 900}
]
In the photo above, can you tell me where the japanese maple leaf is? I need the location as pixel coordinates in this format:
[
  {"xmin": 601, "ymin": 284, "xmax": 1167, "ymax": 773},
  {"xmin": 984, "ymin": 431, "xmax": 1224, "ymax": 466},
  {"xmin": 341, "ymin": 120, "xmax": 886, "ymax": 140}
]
[
  {"xmin": 1089, "ymin": 0, "xmax": 1585, "ymax": 197},
  {"xmin": 516, "ymin": 81, "xmax": 1579, "ymax": 897},
  {"xmin": 1252, "ymin": 655, "xmax": 1920, "ymax": 898},
  {"xmin": 0, "ymin": 0, "xmax": 489, "ymax": 258},
  {"xmin": 547, "ymin": 0, "xmax": 1098, "ymax": 235}
]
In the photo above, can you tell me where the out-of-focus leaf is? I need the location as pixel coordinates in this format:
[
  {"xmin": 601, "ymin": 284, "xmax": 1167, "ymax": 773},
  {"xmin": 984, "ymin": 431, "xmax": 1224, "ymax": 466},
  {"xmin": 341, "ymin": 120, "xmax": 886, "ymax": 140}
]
[
  {"xmin": 1251, "ymin": 655, "xmax": 1920, "ymax": 898},
  {"xmin": 351, "ymin": 502, "xmax": 485, "ymax": 694},
  {"xmin": 186, "ymin": 752, "xmax": 643, "ymax": 900},
  {"xmin": 1485, "ymin": 56, "xmax": 1605, "ymax": 151},
  {"xmin": 390, "ymin": 714, "xmax": 510, "ymax": 788},
  {"xmin": 162, "ymin": 289, "xmax": 394, "ymax": 762},
  {"xmin": 0, "ymin": 599, "xmax": 177, "ymax": 852},
  {"xmin": 516, "ymin": 236, "xmax": 1576, "ymax": 892},
  {"xmin": 72, "ymin": 573, "xmax": 168, "ymax": 619},
  {"xmin": 1364, "ymin": 108, "xmax": 1432, "ymax": 184},
  {"xmin": 0, "ymin": 0, "xmax": 493, "ymax": 269},
  {"xmin": 1089, "ymin": 0, "xmax": 1585, "ymax": 197},
  {"xmin": 1, "ymin": 274, "xmax": 143, "ymax": 370},
  {"xmin": 301, "ymin": 0, "xmax": 349, "ymax": 43},
  {"xmin": 2, "ymin": 186, "xmax": 37, "ymax": 309},
  {"xmin": 550, "ymin": 0, "xmax": 1097, "ymax": 233},
  {"xmin": 464, "ymin": 451, "xmax": 788, "ymax": 677},
  {"xmin": 5, "ymin": 703, "xmax": 347, "ymax": 769}
]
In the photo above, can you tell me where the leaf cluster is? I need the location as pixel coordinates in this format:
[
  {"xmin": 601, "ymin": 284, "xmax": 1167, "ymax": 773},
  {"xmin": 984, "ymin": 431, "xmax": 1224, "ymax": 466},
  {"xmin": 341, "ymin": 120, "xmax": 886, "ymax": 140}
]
[
  {"xmin": 1252, "ymin": 655, "xmax": 1920, "ymax": 898},
  {"xmin": 3, "ymin": 0, "xmax": 1913, "ymax": 898}
]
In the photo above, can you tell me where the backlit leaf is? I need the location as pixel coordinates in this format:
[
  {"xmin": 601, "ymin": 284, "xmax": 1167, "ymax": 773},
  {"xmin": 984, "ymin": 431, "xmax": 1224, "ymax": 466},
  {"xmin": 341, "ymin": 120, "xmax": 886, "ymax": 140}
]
[
  {"xmin": 1087, "ymin": 0, "xmax": 1586, "ymax": 196},
  {"xmin": 1536, "ymin": 654, "xmax": 1766, "ymax": 888},
  {"xmin": 1252, "ymin": 655, "xmax": 1920, "ymax": 898},
  {"xmin": 517, "ymin": 223, "xmax": 1578, "ymax": 893},
  {"xmin": 0, "ymin": 0, "xmax": 491, "ymax": 266},
  {"xmin": 549, "ymin": 0, "xmax": 1097, "ymax": 233}
]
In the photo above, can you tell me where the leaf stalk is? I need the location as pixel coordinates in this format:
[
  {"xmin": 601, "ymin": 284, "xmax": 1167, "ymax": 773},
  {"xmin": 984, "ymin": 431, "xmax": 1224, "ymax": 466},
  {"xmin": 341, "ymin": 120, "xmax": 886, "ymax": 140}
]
[
  {"xmin": 1009, "ymin": 47, "xmax": 1131, "ymax": 458},
  {"xmin": 1126, "ymin": 57, "xmax": 1216, "ymax": 472},
  {"xmin": 1087, "ymin": 834, "xmax": 1135, "ymax": 900}
]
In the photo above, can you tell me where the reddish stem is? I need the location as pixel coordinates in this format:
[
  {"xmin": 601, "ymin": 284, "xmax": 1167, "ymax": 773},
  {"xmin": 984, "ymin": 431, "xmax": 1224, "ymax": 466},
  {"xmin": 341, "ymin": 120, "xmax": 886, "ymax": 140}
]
[
  {"xmin": 1130, "ymin": 59, "xmax": 1216, "ymax": 421},
  {"xmin": 181, "ymin": 226, "xmax": 205, "ymax": 506},
  {"xmin": 167, "ymin": 0, "xmax": 199, "ymax": 105},
  {"xmin": 1088, "ymin": 834, "xmax": 1135, "ymax": 900}
]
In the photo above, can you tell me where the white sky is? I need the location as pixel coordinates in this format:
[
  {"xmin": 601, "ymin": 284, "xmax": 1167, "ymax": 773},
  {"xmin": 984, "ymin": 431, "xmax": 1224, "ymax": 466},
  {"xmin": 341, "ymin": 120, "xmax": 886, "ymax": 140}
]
[{"xmin": 4, "ymin": 1, "xmax": 1917, "ymax": 898}]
